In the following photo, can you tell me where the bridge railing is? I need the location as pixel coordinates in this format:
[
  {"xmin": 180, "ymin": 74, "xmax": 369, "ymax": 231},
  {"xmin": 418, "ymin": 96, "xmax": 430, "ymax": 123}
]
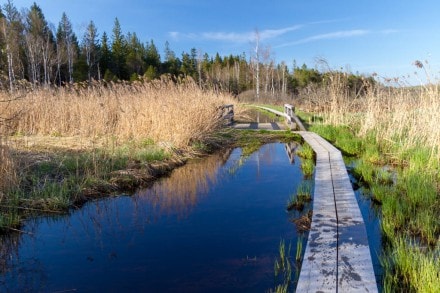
[
  {"xmin": 284, "ymin": 103, "xmax": 306, "ymax": 131},
  {"xmin": 284, "ymin": 104, "xmax": 295, "ymax": 125}
]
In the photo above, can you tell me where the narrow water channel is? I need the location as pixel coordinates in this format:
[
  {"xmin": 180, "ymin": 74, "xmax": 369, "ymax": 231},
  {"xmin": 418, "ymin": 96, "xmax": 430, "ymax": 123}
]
[{"xmin": 1, "ymin": 143, "xmax": 309, "ymax": 292}]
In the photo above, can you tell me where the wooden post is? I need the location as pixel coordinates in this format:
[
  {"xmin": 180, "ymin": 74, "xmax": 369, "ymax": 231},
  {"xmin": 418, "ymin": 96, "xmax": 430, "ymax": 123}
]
[{"xmin": 284, "ymin": 103, "xmax": 295, "ymax": 126}]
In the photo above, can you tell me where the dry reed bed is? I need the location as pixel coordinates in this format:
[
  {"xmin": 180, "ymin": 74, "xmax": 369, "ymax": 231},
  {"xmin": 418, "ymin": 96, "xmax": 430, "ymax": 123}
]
[
  {"xmin": 1, "ymin": 78, "xmax": 236, "ymax": 149},
  {"xmin": 300, "ymin": 78, "xmax": 440, "ymax": 158}
]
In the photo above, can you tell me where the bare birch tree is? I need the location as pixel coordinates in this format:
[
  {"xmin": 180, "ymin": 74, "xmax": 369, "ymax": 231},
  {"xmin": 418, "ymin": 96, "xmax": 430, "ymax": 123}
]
[
  {"xmin": 24, "ymin": 3, "xmax": 53, "ymax": 86},
  {"xmin": 58, "ymin": 13, "xmax": 76, "ymax": 83},
  {"xmin": 0, "ymin": 1, "xmax": 22, "ymax": 92},
  {"xmin": 253, "ymin": 29, "xmax": 260, "ymax": 101},
  {"xmin": 82, "ymin": 20, "xmax": 98, "ymax": 82}
]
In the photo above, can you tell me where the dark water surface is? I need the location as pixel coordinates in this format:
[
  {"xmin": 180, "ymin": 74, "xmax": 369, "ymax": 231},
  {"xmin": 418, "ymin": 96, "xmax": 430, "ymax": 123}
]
[{"xmin": 1, "ymin": 143, "xmax": 308, "ymax": 292}]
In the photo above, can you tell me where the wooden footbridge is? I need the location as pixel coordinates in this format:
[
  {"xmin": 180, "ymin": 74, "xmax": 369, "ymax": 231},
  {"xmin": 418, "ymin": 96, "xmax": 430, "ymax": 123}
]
[{"xmin": 223, "ymin": 104, "xmax": 378, "ymax": 292}]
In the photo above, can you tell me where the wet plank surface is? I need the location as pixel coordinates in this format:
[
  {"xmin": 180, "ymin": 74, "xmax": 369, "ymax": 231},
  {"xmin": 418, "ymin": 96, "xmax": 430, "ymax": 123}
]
[{"xmin": 296, "ymin": 131, "xmax": 377, "ymax": 292}]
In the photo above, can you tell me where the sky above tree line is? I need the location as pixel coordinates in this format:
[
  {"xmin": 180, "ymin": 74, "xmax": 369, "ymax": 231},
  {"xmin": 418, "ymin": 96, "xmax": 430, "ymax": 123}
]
[{"xmin": 9, "ymin": 0, "xmax": 440, "ymax": 84}]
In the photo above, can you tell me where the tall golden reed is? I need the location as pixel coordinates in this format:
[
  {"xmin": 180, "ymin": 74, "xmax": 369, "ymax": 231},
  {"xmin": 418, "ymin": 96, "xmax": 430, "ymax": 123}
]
[
  {"xmin": 299, "ymin": 74, "xmax": 440, "ymax": 157},
  {"xmin": 0, "ymin": 77, "xmax": 236, "ymax": 149}
]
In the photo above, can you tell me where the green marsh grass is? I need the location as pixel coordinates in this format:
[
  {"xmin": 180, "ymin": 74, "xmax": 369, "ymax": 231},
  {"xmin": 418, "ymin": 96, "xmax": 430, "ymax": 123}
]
[
  {"xmin": 287, "ymin": 181, "xmax": 312, "ymax": 212},
  {"xmin": 381, "ymin": 238, "xmax": 440, "ymax": 292},
  {"xmin": 296, "ymin": 143, "xmax": 314, "ymax": 160},
  {"xmin": 310, "ymin": 124, "xmax": 363, "ymax": 156},
  {"xmin": 300, "ymin": 159, "xmax": 315, "ymax": 178},
  {"xmin": 297, "ymin": 71, "xmax": 440, "ymax": 290},
  {"xmin": 296, "ymin": 143, "xmax": 316, "ymax": 178},
  {"xmin": 272, "ymin": 239, "xmax": 292, "ymax": 292}
]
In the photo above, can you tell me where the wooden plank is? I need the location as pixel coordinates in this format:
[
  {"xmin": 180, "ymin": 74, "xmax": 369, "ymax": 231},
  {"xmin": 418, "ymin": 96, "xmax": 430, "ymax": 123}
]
[
  {"xmin": 297, "ymin": 131, "xmax": 377, "ymax": 292},
  {"xmin": 330, "ymin": 154, "xmax": 377, "ymax": 292},
  {"xmin": 296, "ymin": 151, "xmax": 338, "ymax": 292},
  {"xmin": 232, "ymin": 123, "xmax": 251, "ymax": 129}
]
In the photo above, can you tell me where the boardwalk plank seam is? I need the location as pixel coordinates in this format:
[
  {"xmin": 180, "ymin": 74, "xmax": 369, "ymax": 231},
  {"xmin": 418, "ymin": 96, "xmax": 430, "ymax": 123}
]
[{"xmin": 296, "ymin": 131, "xmax": 377, "ymax": 293}]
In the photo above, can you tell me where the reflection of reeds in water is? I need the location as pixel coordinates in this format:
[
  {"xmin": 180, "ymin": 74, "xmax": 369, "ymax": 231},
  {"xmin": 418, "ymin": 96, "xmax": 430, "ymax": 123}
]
[
  {"xmin": 0, "ymin": 231, "xmax": 47, "ymax": 292},
  {"xmin": 3, "ymin": 149, "xmax": 234, "ymax": 246},
  {"xmin": 0, "ymin": 233, "xmax": 20, "ymax": 275},
  {"xmin": 135, "ymin": 149, "xmax": 232, "ymax": 217}
]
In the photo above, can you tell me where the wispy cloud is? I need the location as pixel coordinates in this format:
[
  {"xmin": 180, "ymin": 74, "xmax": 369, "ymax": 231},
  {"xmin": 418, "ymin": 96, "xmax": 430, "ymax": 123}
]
[
  {"xmin": 276, "ymin": 29, "xmax": 399, "ymax": 48},
  {"xmin": 276, "ymin": 29, "xmax": 370, "ymax": 48},
  {"xmin": 169, "ymin": 25, "xmax": 302, "ymax": 43}
]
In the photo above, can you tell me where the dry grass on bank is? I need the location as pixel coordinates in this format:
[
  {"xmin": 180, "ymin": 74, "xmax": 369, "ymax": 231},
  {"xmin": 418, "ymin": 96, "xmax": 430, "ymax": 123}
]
[{"xmin": 1, "ymin": 77, "xmax": 237, "ymax": 148}]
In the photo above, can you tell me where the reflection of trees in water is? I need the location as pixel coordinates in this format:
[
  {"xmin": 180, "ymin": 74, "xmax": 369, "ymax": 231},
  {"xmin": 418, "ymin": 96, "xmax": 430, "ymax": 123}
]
[{"xmin": 136, "ymin": 149, "xmax": 232, "ymax": 218}]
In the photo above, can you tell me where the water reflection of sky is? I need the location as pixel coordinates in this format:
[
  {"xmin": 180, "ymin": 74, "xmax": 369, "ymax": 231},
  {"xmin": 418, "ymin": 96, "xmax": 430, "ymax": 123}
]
[{"xmin": 1, "ymin": 143, "xmax": 307, "ymax": 292}]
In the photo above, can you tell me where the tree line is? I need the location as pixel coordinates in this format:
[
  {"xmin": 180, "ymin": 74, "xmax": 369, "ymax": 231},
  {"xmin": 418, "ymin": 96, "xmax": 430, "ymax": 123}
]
[{"xmin": 0, "ymin": 1, "xmax": 372, "ymax": 97}]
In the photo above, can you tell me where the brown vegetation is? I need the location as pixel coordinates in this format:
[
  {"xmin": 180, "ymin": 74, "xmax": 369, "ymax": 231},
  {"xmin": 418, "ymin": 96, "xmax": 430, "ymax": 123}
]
[{"xmin": 1, "ymin": 77, "xmax": 237, "ymax": 148}]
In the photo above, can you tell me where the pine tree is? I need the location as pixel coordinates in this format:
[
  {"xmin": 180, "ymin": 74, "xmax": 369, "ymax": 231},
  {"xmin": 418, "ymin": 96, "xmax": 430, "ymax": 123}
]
[
  {"xmin": 99, "ymin": 31, "xmax": 111, "ymax": 80},
  {"xmin": 163, "ymin": 41, "xmax": 179, "ymax": 76},
  {"xmin": 145, "ymin": 39, "xmax": 160, "ymax": 74},
  {"xmin": 110, "ymin": 18, "xmax": 127, "ymax": 80},
  {"xmin": 125, "ymin": 32, "xmax": 145, "ymax": 77}
]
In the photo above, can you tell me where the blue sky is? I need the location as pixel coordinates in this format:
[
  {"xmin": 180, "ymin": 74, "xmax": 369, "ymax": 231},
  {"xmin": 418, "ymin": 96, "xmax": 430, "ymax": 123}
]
[{"xmin": 8, "ymin": 0, "xmax": 440, "ymax": 83}]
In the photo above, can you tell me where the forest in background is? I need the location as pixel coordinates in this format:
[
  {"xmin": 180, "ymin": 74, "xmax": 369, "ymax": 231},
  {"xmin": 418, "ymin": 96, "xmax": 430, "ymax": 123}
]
[{"xmin": 0, "ymin": 1, "xmax": 372, "ymax": 99}]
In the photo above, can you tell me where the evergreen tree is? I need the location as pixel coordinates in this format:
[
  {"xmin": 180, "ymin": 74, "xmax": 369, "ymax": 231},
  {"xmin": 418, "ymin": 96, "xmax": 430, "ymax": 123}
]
[
  {"xmin": 99, "ymin": 31, "xmax": 111, "ymax": 80},
  {"xmin": 145, "ymin": 39, "xmax": 160, "ymax": 73},
  {"xmin": 125, "ymin": 32, "xmax": 145, "ymax": 77},
  {"xmin": 162, "ymin": 41, "xmax": 179, "ymax": 76},
  {"xmin": 110, "ymin": 18, "xmax": 127, "ymax": 80}
]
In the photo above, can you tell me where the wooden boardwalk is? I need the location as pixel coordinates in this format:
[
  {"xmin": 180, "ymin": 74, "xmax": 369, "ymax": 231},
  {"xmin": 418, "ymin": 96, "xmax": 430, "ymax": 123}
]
[
  {"xmin": 232, "ymin": 122, "xmax": 288, "ymax": 130},
  {"xmin": 231, "ymin": 105, "xmax": 305, "ymax": 131},
  {"xmin": 296, "ymin": 131, "xmax": 377, "ymax": 292},
  {"xmin": 225, "ymin": 104, "xmax": 377, "ymax": 291}
]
